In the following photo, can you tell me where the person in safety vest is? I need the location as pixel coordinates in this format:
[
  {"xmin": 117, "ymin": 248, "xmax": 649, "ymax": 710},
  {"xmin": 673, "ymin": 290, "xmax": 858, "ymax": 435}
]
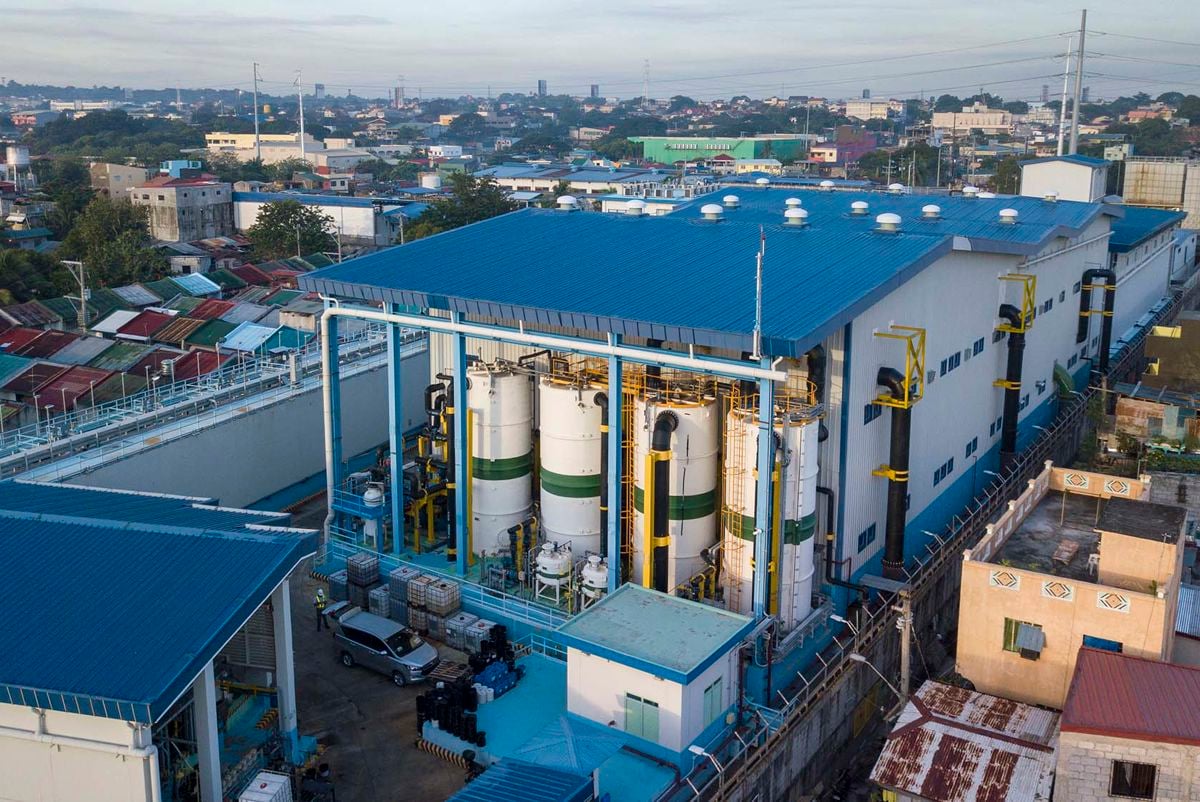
[{"xmin": 314, "ymin": 588, "xmax": 328, "ymax": 631}]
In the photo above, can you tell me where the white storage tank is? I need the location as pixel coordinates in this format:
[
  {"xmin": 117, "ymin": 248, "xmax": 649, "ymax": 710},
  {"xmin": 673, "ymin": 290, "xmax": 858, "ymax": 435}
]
[
  {"xmin": 5, "ymin": 145, "xmax": 30, "ymax": 167},
  {"xmin": 580, "ymin": 554, "xmax": 608, "ymax": 608},
  {"xmin": 419, "ymin": 172, "xmax": 442, "ymax": 189},
  {"xmin": 722, "ymin": 403, "xmax": 820, "ymax": 629},
  {"xmin": 631, "ymin": 392, "xmax": 719, "ymax": 591},
  {"xmin": 534, "ymin": 541, "xmax": 573, "ymax": 603},
  {"xmin": 467, "ymin": 363, "xmax": 533, "ymax": 554},
  {"xmin": 538, "ymin": 377, "xmax": 604, "ymax": 555}
]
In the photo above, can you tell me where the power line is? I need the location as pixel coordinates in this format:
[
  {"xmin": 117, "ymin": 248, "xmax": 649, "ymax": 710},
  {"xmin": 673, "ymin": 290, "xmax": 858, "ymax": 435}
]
[{"xmin": 1092, "ymin": 30, "xmax": 1200, "ymax": 49}]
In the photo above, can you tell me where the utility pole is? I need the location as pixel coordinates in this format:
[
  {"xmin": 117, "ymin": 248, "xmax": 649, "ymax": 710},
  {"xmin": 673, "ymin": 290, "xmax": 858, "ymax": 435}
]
[
  {"xmin": 59, "ymin": 260, "xmax": 87, "ymax": 331},
  {"xmin": 252, "ymin": 62, "xmax": 262, "ymax": 163},
  {"xmin": 296, "ymin": 70, "xmax": 307, "ymax": 165},
  {"xmin": 1069, "ymin": 9, "xmax": 1087, "ymax": 154},
  {"xmin": 642, "ymin": 59, "xmax": 650, "ymax": 109},
  {"xmin": 896, "ymin": 588, "xmax": 913, "ymax": 707},
  {"xmin": 1056, "ymin": 37, "xmax": 1073, "ymax": 156}
]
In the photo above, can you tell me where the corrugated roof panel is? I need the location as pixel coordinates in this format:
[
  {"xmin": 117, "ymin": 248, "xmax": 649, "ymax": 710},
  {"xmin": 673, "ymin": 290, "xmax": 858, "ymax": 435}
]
[
  {"xmin": 87, "ymin": 371, "xmax": 146, "ymax": 404},
  {"xmin": 1178, "ymin": 583, "xmax": 1200, "ymax": 640},
  {"xmin": 50, "ymin": 336, "xmax": 115, "ymax": 367},
  {"xmin": 264, "ymin": 288, "xmax": 303, "ymax": 307},
  {"xmin": 0, "ymin": 300, "xmax": 61, "ymax": 328},
  {"xmin": 87, "ymin": 288, "xmax": 130, "ymax": 320},
  {"xmin": 32, "ymin": 366, "xmax": 114, "ymax": 410},
  {"xmin": 38, "ymin": 296, "xmax": 94, "ymax": 325},
  {"xmin": 0, "ymin": 509, "xmax": 313, "ymax": 723},
  {"xmin": 189, "ymin": 299, "xmax": 235, "ymax": 320},
  {"xmin": 221, "ymin": 321, "xmax": 278, "ymax": 353},
  {"xmin": 1109, "ymin": 206, "xmax": 1187, "ymax": 252},
  {"xmin": 86, "ymin": 341, "xmax": 153, "ymax": 371},
  {"xmin": 298, "ymin": 206, "xmax": 953, "ymax": 357},
  {"xmin": 13, "ymin": 330, "xmax": 81, "ymax": 359},
  {"xmin": 1, "ymin": 362, "xmax": 68, "ymax": 396},
  {"xmin": 219, "ymin": 302, "xmax": 271, "ymax": 325},
  {"xmin": 151, "ymin": 316, "xmax": 207, "ymax": 346},
  {"xmin": 0, "ymin": 353, "xmax": 33, "ymax": 387},
  {"xmin": 117, "ymin": 310, "xmax": 176, "ymax": 341},
  {"xmin": 91, "ymin": 309, "xmax": 142, "ymax": 335},
  {"xmin": 184, "ymin": 318, "xmax": 237, "ymax": 348},
  {"xmin": 0, "ymin": 327, "xmax": 50, "ymax": 353},
  {"xmin": 208, "ymin": 268, "xmax": 248, "ymax": 292},
  {"xmin": 172, "ymin": 349, "xmax": 230, "ymax": 379},
  {"xmin": 142, "ymin": 278, "xmax": 186, "ymax": 303},
  {"xmin": 447, "ymin": 760, "xmax": 591, "ymax": 802},
  {"xmin": 111, "ymin": 284, "xmax": 162, "ymax": 308},
  {"xmin": 1061, "ymin": 647, "xmax": 1200, "ymax": 746},
  {"xmin": 171, "ymin": 273, "xmax": 222, "ymax": 297},
  {"xmin": 127, "ymin": 348, "xmax": 185, "ymax": 379},
  {"xmin": 231, "ymin": 265, "xmax": 272, "ymax": 286},
  {"xmin": 164, "ymin": 295, "xmax": 204, "ymax": 315},
  {"xmin": 870, "ymin": 681, "xmax": 1059, "ymax": 802}
]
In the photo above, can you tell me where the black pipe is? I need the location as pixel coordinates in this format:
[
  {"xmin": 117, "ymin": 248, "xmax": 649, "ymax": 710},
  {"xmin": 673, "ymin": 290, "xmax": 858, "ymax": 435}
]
[
  {"xmin": 650, "ymin": 411, "xmax": 678, "ymax": 592},
  {"xmin": 1099, "ymin": 274, "xmax": 1116, "ymax": 375},
  {"xmin": 646, "ymin": 339, "xmax": 664, "ymax": 390},
  {"xmin": 445, "ymin": 401, "xmax": 457, "ymax": 562},
  {"xmin": 877, "ymin": 368, "xmax": 911, "ymax": 580},
  {"xmin": 424, "ymin": 382, "xmax": 446, "ymax": 427},
  {"xmin": 816, "ymin": 486, "xmax": 867, "ymax": 597},
  {"xmin": 595, "ymin": 392, "xmax": 609, "ymax": 558},
  {"xmin": 1077, "ymin": 268, "xmax": 1116, "ymax": 346},
  {"xmin": 998, "ymin": 304, "xmax": 1025, "ymax": 471},
  {"xmin": 806, "ymin": 345, "xmax": 826, "ymax": 404}
]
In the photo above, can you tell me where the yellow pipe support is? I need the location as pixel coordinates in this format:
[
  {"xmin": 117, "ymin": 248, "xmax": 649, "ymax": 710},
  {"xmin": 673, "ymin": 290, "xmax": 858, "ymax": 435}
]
[
  {"xmin": 516, "ymin": 523, "xmax": 525, "ymax": 577},
  {"xmin": 769, "ymin": 461, "xmax": 783, "ymax": 617},
  {"xmin": 465, "ymin": 407, "xmax": 474, "ymax": 567},
  {"xmin": 642, "ymin": 452, "xmax": 657, "ymax": 589}
]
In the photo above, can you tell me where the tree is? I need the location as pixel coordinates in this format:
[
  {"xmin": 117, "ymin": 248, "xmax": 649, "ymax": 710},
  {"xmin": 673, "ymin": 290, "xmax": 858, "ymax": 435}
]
[
  {"xmin": 402, "ymin": 173, "xmax": 517, "ymax": 242},
  {"xmin": 0, "ymin": 249, "xmax": 66, "ymax": 304},
  {"xmin": 934, "ymin": 95, "xmax": 963, "ymax": 113},
  {"xmin": 265, "ymin": 158, "xmax": 314, "ymax": 182},
  {"xmin": 357, "ymin": 158, "xmax": 419, "ymax": 183},
  {"xmin": 992, "ymin": 156, "xmax": 1024, "ymax": 194},
  {"xmin": 36, "ymin": 158, "xmax": 95, "ymax": 239},
  {"xmin": 205, "ymin": 153, "xmax": 269, "ymax": 184},
  {"xmin": 668, "ymin": 95, "xmax": 697, "ymax": 113},
  {"xmin": 446, "ymin": 113, "xmax": 488, "ymax": 141},
  {"xmin": 1001, "ymin": 100, "xmax": 1030, "ymax": 115},
  {"xmin": 247, "ymin": 200, "xmax": 336, "ymax": 260},
  {"xmin": 1157, "ymin": 92, "xmax": 1186, "ymax": 107},
  {"xmin": 1179, "ymin": 95, "xmax": 1200, "ymax": 125},
  {"xmin": 58, "ymin": 196, "xmax": 168, "ymax": 286},
  {"xmin": 593, "ymin": 136, "xmax": 640, "ymax": 161}
]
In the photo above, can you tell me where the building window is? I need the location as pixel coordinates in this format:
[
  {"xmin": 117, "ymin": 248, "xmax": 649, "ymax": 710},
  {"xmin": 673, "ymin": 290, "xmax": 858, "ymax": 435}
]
[
  {"xmin": 973, "ymin": 337, "xmax": 985, "ymax": 356},
  {"xmin": 1002, "ymin": 618, "xmax": 1041, "ymax": 652},
  {"xmin": 965, "ymin": 437, "xmax": 978, "ymax": 459},
  {"xmin": 864, "ymin": 403, "xmax": 883, "ymax": 425},
  {"xmin": 933, "ymin": 458, "xmax": 954, "ymax": 486},
  {"xmin": 993, "ymin": 329, "xmax": 1006, "ymax": 344},
  {"xmin": 857, "ymin": 523, "xmax": 877, "ymax": 552},
  {"xmin": 940, "ymin": 358, "xmax": 948, "ymax": 377},
  {"xmin": 702, "ymin": 677, "xmax": 724, "ymax": 728},
  {"xmin": 1110, "ymin": 761, "xmax": 1156, "ymax": 800},
  {"xmin": 1073, "ymin": 281, "xmax": 1082, "ymax": 294},
  {"xmin": 624, "ymin": 694, "xmax": 660, "ymax": 742},
  {"xmin": 1019, "ymin": 394, "xmax": 1030, "ymax": 411}
]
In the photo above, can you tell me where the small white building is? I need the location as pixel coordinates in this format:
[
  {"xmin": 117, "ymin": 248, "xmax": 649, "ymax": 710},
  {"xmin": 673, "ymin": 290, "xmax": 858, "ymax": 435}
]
[
  {"xmin": 428, "ymin": 144, "xmax": 464, "ymax": 160},
  {"xmin": 557, "ymin": 584, "xmax": 753, "ymax": 755},
  {"xmin": 1019, "ymin": 154, "xmax": 1110, "ymax": 203}
]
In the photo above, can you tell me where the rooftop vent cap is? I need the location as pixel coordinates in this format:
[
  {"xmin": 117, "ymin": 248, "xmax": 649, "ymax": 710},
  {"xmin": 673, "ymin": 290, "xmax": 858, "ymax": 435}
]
[
  {"xmin": 851, "ymin": 200, "xmax": 870, "ymax": 215},
  {"xmin": 784, "ymin": 207, "xmax": 809, "ymax": 226},
  {"xmin": 888, "ymin": 182, "xmax": 906, "ymax": 194},
  {"xmin": 625, "ymin": 199, "xmax": 647, "ymax": 217},
  {"xmin": 998, "ymin": 208, "xmax": 1019, "ymax": 224},
  {"xmin": 1043, "ymin": 191, "xmax": 1059, "ymax": 203},
  {"xmin": 755, "ymin": 177, "xmax": 770, "ymax": 186},
  {"xmin": 819, "ymin": 179, "xmax": 835, "ymax": 190},
  {"xmin": 722, "ymin": 194, "xmax": 740, "ymax": 208},
  {"xmin": 962, "ymin": 185, "xmax": 980, "ymax": 198},
  {"xmin": 785, "ymin": 197, "xmax": 803, "ymax": 208},
  {"xmin": 875, "ymin": 212, "xmax": 902, "ymax": 233},
  {"xmin": 921, "ymin": 204, "xmax": 942, "ymax": 219},
  {"xmin": 556, "ymin": 194, "xmax": 579, "ymax": 210},
  {"xmin": 978, "ymin": 191, "xmax": 997, "ymax": 199},
  {"xmin": 700, "ymin": 203, "xmax": 725, "ymax": 221}
]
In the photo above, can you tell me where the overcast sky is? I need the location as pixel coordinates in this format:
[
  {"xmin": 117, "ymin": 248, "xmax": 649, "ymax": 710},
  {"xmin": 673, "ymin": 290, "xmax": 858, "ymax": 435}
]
[{"xmin": 4, "ymin": 0, "xmax": 1198, "ymax": 101}]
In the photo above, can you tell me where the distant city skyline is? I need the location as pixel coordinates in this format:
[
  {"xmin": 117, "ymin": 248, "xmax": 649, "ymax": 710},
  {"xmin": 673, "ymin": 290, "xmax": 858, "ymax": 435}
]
[{"xmin": 3, "ymin": 0, "xmax": 1199, "ymax": 102}]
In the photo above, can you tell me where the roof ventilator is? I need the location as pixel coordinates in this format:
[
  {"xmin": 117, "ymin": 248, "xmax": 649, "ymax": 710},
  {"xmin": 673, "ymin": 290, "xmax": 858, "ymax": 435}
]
[
  {"xmin": 819, "ymin": 179, "xmax": 835, "ymax": 191},
  {"xmin": 1043, "ymin": 191, "xmax": 1059, "ymax": 203},
  {"xmin": 783, "ymin": 208, "xmax": 809, "ymax": 227},
  {"xmin": 978, "ymin": 191, "xmax": 997, "ymax": 199},
  {"xmin": 962, "ymin": 185, "xmax": 980, "ymax": 198},
  {"xmin": 921, "ymin": 204, "xmax": 941, "ymax": 220},
  {"xmin": 700, "ymin": 203, "xmax": 724, "ymax": 222},
  {"xmin": 785, "ymin": 197, "xmax": 802, "ymax": 208},
  {"xmin": 755, "ymin": 177, "xmax": 770, "ymax": 187},
  {"xmin": 875, "ymin": 212, "xmax": 902, "ymax": 233},
  {"xmin": 888, "ymin": 183, "xmax": 905, "ymax": 194},
  {"xmin": 723, "ymin": 194, "xmax": 740, "ymax": 209},
  {"xmin": 556, "ymin": 194, "xmax": 579, "ymax": 211},
  {"xmin": 625, "ymin": 199, "xmax": 647, "ymax": 217},
  {"xmin": 851, "ymin": 200, "xmax": 870, "ymax": 216},
  {"xmin": 998, "ymin": 208, "xmax": 1019, "ymax": 225}
]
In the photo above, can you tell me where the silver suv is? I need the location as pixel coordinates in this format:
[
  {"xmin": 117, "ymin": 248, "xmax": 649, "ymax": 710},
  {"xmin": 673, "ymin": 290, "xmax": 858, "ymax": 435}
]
[{"xmin": 326, "ymin": 602, "xmax": 440, "ymax": 686}]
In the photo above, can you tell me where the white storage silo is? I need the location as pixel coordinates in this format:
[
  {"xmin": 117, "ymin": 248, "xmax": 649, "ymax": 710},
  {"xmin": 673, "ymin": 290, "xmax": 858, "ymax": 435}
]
[
  {"xmin": 722, "ymin": 404, "xmax": 820, "ymax": 629},
  {"xmin": 631, "ymin": 393, "xmax": 719, "ymax": 591},
  {"xmin": 467, "ymin": 364, "xmax": 532, "ymax": 554},
  {"xmin": 538, "ymin": 377, "xmax": 604, "ymax": 555}
]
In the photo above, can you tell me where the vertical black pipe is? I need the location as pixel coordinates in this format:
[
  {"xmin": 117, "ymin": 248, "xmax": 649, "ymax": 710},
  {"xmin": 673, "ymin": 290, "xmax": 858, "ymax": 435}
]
[
  {"xmin": 1099, "ymin": 277, "xmax": 1116, "ymax": 375},
  {"xmin": 998, "ymin": 304, "xmax": 1024, "ymax": 472},
  {"xmin": 651, "ymin": 411, "xmax": 677, "ymax": 592},
  {"xmin": 646, "ymin": 339, "xmax": 664, "ymax": 391},
  {"xmin": 595, "ymin": 392, "xmax": 609, "ymax": 558},
  {"xmin": 877, "ymin": 368, "xmax": 910, "ymax": 580},
  {"xmin": 806, "ymin": 346, "xmax": 826, "ymax": 404},
  {"xmin": 444, "ymin": 399, "xmax": 456, "ymax": 562}
]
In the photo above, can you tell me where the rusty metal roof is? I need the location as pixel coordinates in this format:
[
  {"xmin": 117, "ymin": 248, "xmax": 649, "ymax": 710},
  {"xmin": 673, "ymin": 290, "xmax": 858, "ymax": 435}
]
[
  {"xmin": 870, "ymin": 681, "xmax": 1058, "ymax": 802},
  {"xmin": 1061, "ymin": 647, "xmax": 1200, "ymax": 746}
]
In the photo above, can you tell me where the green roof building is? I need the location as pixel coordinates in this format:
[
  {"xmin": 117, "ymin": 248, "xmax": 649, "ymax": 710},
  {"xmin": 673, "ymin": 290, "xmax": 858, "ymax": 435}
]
[{"xmin": 629, "ymin": 134, "xmax": 810, "ymax": 164}]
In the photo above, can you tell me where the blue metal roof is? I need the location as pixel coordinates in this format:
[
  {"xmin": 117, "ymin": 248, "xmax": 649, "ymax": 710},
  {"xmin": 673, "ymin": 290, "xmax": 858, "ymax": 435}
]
[
  {"xmin": 299, "ymin": 205, "xmax": 952, "ymax": 357},
  {"xmin": 509, "ymin": 715, "xmax": 627, "ymax": 776},
  {"xmin": 169, "ymin": 273, "xmax": 222, "ymax": 297},
  {"xmin": 232, "ymin": 191, "xmax": 409, "ymax": 210},
  {"xmin": 1021, "ymin": 154, "xmax": 1109, "ymax": 167},
  {"xmin": 0, "ymin": 480, "xmax": 291, "ymax": 530},
  {"xmin": 221, "ymin": 321, "xmax": 279, "ymax": 353},
  {"xmin": 447, "ymin": 759, "xmax": 591, "ymax": 802},
  {"xmin": 723, "ymin": 174, "xmax": 874, "ymax": 188},
  {"xmin": 1108, "ymin": 206, "xmax": 1187, "ymax": 253},
  {"xmin": 554, "ymin": 585, "xmax": 754, "ymax": 684},
  {"xmin": 0, "ymin": 510, "xmax": 316, "ymax": 723},
  {"xmin": 675, "ymin": 187, "xmax": 1114, "ymax": 255}
]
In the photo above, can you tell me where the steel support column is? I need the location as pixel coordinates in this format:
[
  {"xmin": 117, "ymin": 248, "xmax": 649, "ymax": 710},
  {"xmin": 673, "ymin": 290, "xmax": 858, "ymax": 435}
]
[
  {"xmin": 320, "ymin": 310, "xmax": 343, "ymax": 545},
  {"xmin": 752, "ymin": 360, "xmax": 776, "ymax": 620},
  {"xmin": 606, "ymin": 334, "xmax": 623, "ymax": 591},
  {"xmin": 386, "ymin": 310, "xmax": 404, "ymax": 556},
  {"xmin": 270, "ymin": 579, "xmax": 299, "ymax": 762},
  {"xmin": 451, "ymin": 313, "xmax": 469, "ymax": 575},
  {"xmin": 192, "ymin": 661, "xmax": 222, "ymax": 802}
]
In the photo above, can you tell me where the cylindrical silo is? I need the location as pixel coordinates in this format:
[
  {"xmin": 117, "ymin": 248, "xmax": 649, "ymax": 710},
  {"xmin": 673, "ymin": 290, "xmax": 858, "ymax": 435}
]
[
  {"xmin": 722, "ymin": 401, "xmax": 820, "ymax": 629},
  {"xmin": 467, "ymin": 363, "xmax": 532, "ymax": 554},
  {"xmin": 631, "ymin": 391, "xmax": 719, "ymax": 592},
  {"xmin": 538, "ymin": 377, "xmax": 603, "ymax": 556}
]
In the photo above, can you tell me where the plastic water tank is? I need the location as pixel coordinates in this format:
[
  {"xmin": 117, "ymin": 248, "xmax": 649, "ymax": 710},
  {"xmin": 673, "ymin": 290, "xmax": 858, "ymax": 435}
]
[{"xmin": 535, "ymin": 543, "xmax": 573, "ymax": 588}]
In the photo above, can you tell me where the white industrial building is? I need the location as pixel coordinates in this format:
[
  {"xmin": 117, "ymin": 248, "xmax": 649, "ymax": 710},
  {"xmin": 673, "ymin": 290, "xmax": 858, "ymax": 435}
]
[
  {"xmin": 232, "ymin": 190, "xmax": 428, "ymax": 249},
  {"xmin": 1019, "ymin": 153, "xmax": 1111, "ymax": 203},
  {"xmin": 0, "ymin": 480, "xmax": 316, "ymax": 802}
]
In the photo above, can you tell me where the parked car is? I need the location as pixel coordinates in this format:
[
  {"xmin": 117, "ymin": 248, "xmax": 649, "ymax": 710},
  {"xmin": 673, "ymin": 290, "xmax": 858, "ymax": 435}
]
[{"xmin": 326, "ymin": 602, "xmax": 440, "ymax": 686}]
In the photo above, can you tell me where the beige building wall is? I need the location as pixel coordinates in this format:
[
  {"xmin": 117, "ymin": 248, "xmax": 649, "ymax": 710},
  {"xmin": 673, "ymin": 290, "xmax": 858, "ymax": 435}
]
[{"xmin": 1055, "ymin": 731, "xmax": 1200, "ymax": 802}]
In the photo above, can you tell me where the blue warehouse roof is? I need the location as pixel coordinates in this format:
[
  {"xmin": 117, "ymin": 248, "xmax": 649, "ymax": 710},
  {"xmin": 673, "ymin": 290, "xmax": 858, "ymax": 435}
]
[
  {"xmin": 554, "ymin": 584, "xmax": 754, "ymax": 684},
  {"xmin": 448, "ymin": 759, "xmax": 591, "ymax": 802},
  {"xmin": 0, "ymin": 480, "xmax": 291, "ymax": 530},
  {"xmin": 0, "ymin": 506, "xmax": 316, "ymax": 723},
  {"xmin": 1020, "ymin": 154, "xmax": 1109, "ymax": 167},
  {"xmin": 300, "ymin": 204, "xmax": 952, "ymax": 357},
  {"xmin": 1108, "ymin": 206, "xmax": 1187, "ymax": 253}
]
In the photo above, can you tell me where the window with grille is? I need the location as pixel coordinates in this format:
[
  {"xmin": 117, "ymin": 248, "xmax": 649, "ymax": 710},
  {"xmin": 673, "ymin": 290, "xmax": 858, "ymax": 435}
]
[
  {"xmin": 624, "ymin": 694, "xmax": 660, "ymax": 742},
  {"xmin": 1110, "ymin": 761, "xmax": 1156, "ymax": 799}
]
